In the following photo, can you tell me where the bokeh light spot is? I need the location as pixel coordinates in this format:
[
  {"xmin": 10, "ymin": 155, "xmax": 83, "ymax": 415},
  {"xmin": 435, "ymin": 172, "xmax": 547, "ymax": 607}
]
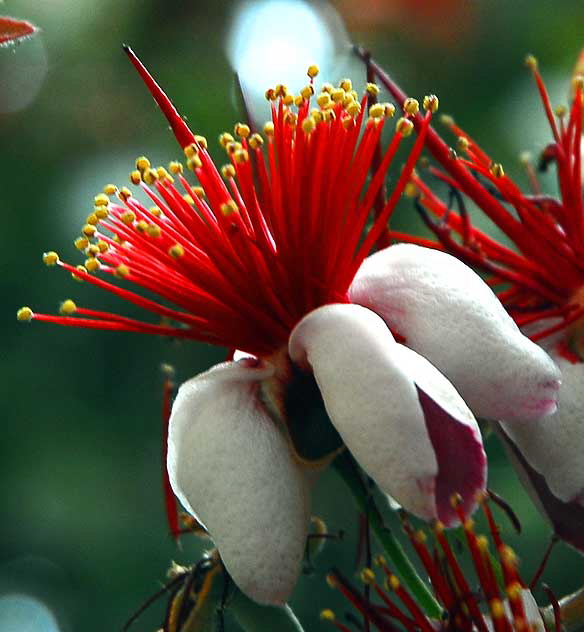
[{"xmin": 0, "ymin": 594, "xmax": 60, "ymax": 632}]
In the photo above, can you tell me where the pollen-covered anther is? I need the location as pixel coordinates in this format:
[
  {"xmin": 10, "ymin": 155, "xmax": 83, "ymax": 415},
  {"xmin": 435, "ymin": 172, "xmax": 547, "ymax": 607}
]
[
  {"xmin": 191, "ymin": 186, "xmax": 205, "ymax": 198},
  {"xmin": 339, "ymin": 78, "xmax": 352, "ymax": 92},
  {"xmin": 458, "ymin": 136, "xmax": 471, "ymax": 151},
  {"xmin": 396, "ymin": 117, "xmax": 414, "ymax": 137},
  {"xmin": 386, "ymin": 573, "xmax": 401, "ymax": 591},
  {"xmin": 490, "ymin": 162, "xmax": 505, "ymax": 178},
  {"xmin": 248, "ymin": 133, "xmax": 264, "ymax": 149},
  {"xmin": 525, "ymin": 54, "xmax": 538, "ymax": 70},
  {"xmin": 149, "ymin": 205, "xmax": 162, "ymax": 217},
  {"xmin": 265, "ymin": 88, "xmax": 276, "ymax": 101},
  {"xmin": 194, "ymin": 135, "xmax": 208, "ymax": 149},
  {"xmin": 275, "ymin": 83, "xmax": 288, "ymax": 98},
  {"xmin": 506, "ymin": 582, "xmax": 523, "ymax": 600},
  {"xmin": 59, "ymin": 299, "xmax": 77, "ymax": 315},
  {"xmin": 403, "ymin": 97, "xmax": 420, "ymax": 115},
  {"xmin": 119, "ymin": 187, "xmax": 133, "ymax": 202},
  {"xmin": 331, "ymin": 88, "xmax": 345, "ymax": 103},
  {"xmin": 136, "ymin": 219, "xmax": 149, "ymax": 232},
  {"xmin": 184, "ymin": 143, "xmax": 198, "ymax": 159},
  {"xmin": 182, "ymin": 194, "xmax": 195, "ymax": 206},
  {"xmin": 74, "ymin": 237, "xmax": 89, "ymax": 251},
  {"xmin": 121, "ymin": 210, "xmax": 136, "ymax": 225},
  {"xmin": 263, "ymin": 122, "xmax": 275, "ymax": 137},
  {"xmin": 302, "ymin": 117, "xmax": 316, "ymax": 134},
  {"xmin": 156, "ymin": 167, "xmax": 173, "ymax": 183},
  {"xmin": 221, "ymin": 164, "xmax": 236, "ymax": 179},
  {"xmin": 404, "ymin": 181, "xmax": 419, "ymax": 198},
  {"xmin": 86, "ymin": 213, "xmax": 99, "ymax": 226},
  {"xmin": 43, "ymin": 251, "xmax": 59, "ymax": 266},
  {"xmin": 554, "ymin": 104, "xmax": 567, "ymax": 118},
  {"xmin": 423, "ymin": 94, "xmax": 439, "ymax": 112},
  {"xmin": 317, "ymin": 92, "xmax": 331, "ymax": 108},
  {"xmin": 234, "ymin": 123, "xmax": 251, "ymax": 139},
  {"xmin": 142, "ymin": 168, "xmax": 159, "ymax": 185},
  {"xmin": 369, "ymin": 103, "xmax": 386, "ymax": 118},
  {"xmin": 87, "ymin": 244, "xmax": 100, "ymax": 257},
  {"xmin": 414, "ymin": 529, "xmax": 427, "ymax": 544},
  {"xmin": 500, "ymin": 545, "xmax": 518, "ymax": 566},
  {"xmin": 366, "ymin": 82, "xmax": 380, "ymax": 96},
  {"xmin": 103, "ymin": 184, "xmax": 117, "ymax": 195},
  {"xmin": 146, "ymin": 224, "xmax": 162, "ymax": 238},
  {"xmin": 346, "ymin": 101, "xmax": 361, "ymax": 117},
  {"xmin": 94, "ymin": 206, "xmax": 109, "ymax": 220},
  {"xmin": 17, "ymin": 306, "xmax": 34, "ymax": 322},
  {"xmin": 168, "ymin": 161, "xmax": 183, "ymax": 175},
  {"xmin": 234, "ymin": 149, "xmax": 249, "ymax": 164},
  {"xmin": 97, "ymin": 240, "xmax": 109, "ymax": 253},
  {"xmin": 373, "ymin": 554, "xmax": 386, "ymax": 567},
  {"xmin": 187, "ymin": 155, "xmax": 202, "ymax": 170},
  {"xmin": 360, "ymin": 568, "xmax": 376, "ymax": 585},
  {"xmin": 168, "ymin": 243, "xmax": 184, "ymax": 259},
  {"xmin": 114, "ymin": 264, "xmax": 130, "ymax": 279},
  {"xmin": 94, "ymin": 193, "xmax": 110, "ymax": 207},
  {"xmin": 307, "ymin": 64, "xmax": 319, "ymax": 78},
  {"xmin": 226, "ymin": 141, "xmax": 243, "ymax": 155},
  {"xmin": 220, "ymin": 200, "xmax": 238, "ymax": 216},
  {"xmin": 489, "ymin": 598, "xmax": 506, "ymax": 619},
  {"xmin": 320, "ymin": 609, "xmax": 335, "ymax": 621},
  {"xmin": 135, "ymin": 156, "xmax": 151, "ymax": 172},
  {"xmin": 84, "ymin": 257, "xmax": 99, "ymax": 272},
  {"xmin": 72, "ymin": 265, "xmax": 87, "ymax": 281},
  {"xmin": 300, "ymin": 85, "xmax": 314, "ymax": 100},
  {"xmin": 476, "ymin": 535, "xmax": 489, "ymax": 552},
  {"xmin": 219, "ymin": 132, "xmax": 235, "ymax": 150}
]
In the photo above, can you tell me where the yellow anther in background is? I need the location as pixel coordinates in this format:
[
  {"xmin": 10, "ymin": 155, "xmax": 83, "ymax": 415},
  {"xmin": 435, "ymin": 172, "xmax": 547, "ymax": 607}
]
[
  {"xmin": 74, "ymin": 237, "xmax": 89, "ymax": 251},
  {"xmin": 220, "ymin": 200, "xmax": 238, "ymax": 216},
  {"xmin": 490, "ymin": 162, "xmax": 505, "ymax": 178},
  {"xmin": 339, "ymin": 78, "xmax": 352, "ymax": 92},
  {"xmin": 187, "ymin": 155, "xmax": 202, "ymax": 170},
  {"xmin": 94, "ymin": 193, "xmax": 109, "ymax": 207},
  {"xmin": 346, "ymin": 101, "xmax": 361, "ymax": 117},
  {"xmin": 234, "ymin": 123, "xmax": 251, "ymax": 138},
  {"xmin": 59, "ymin": 299, "xmax": 77, "ymax": 315},
  {"xmin": 86, "ymin": 213, "xmax": 99, "ymax": 226},
  {"xmin": 283, "ymin": 94, "xmax": 296, "ymax": 105},
  {"xmin": 146, "ymin": 224, "xmax": 161, "ymax": 238},
  {"xmin": 113, "ymin": 235, "xmax": 125, "ymax": 245},
  {"xmin": 156, "ymin": 167, "xmax": 173, "ymax": 183},
  {"xmin": 119, "ymin": 186, "xmax": 132, "ymax": 201},
  {"xmin": 265, "ymin": 88, "xmax": 276, "ymax": 101},
  {"xmin": 300, "ymin": 85, "xmax": 314, "ymax": 100},
  {"xmin": 507, "ymin": 582, "xmax": 522, "ymax": 600},
  {"xmin": 182, "ymin": 194, "xmax": 194, "ymax": 206},
  {"xmin": 387, "ymin": 574, "xmax": 400, "ymax": 591},
  {"xmin": 121, "ymin": 211, "xmax": 136, "ymax": 225},
  {"xmin": 184, "ymin": 143, "xmax": 198, "ymax": 158},
  {"xmin": 85, "ymin": 257, "xmax": 100, "ymax": 272},
  {"xmin": 440, "ymin": 114, "xmax": 455, "ymax": 127},
  {"xmin": 234, "ymin": 149, "xmax": 249, "ymax": 164},
  {"xmin": 331, "ymin": 88, "xmax": 345, "ymax": 103},
  {"xmin": 396, "ymin": 117, "xmax": 414, "ymax": 136},
  {"xmin": 490, "ymin": 599, "xmax": 506, "ymax": 619},
  {"xmin": 168, "ymin": 161, "xmax": 183, "ymax": 175},
  {"xmin": 219, "ymin": 132, "xmax": 235, "ymax": 148},
  {"xmin": 434, "ymin": 520, "xmax": 445, "ymax": 533},
  {"xmin": 294, "ymin": 95, "xmax": 304, "ymax": 107},
  {"xmin": 97, "ymin": 240, "xmax": 109, "ymax": 253},
  {"xmin": 360, "ymin": 568, "xmax": 376, "ymax": 585},
  {"xmin": 477, "ymin": 535, "xmax": 489, "ymax": 551},
  {"xmin": 501, "ymin": 545, "xmax": 517, "ymax": 566},
  {"xmin": 191, "ymin": 186, "xmax": 205, "ymax": 198},
  {"xmin": 114, "ymin": 264, "xmax": 130, "ymax": 278},
  {"xmin": 317, "ymin": 92, "xmax": 331, "ymax": 108},
  {"xmin": 342, "ymin": 117, "xmax": 354, "ymax": 130},
  {"xmin": 404, "ymin": 181, "xmax": 419, "ymax": 198},
  {"xmin": 323, "ymin": 109, "xmax": 336, "ymax": 123},
  {"xmin": 136, "ymin": 219, "xmax": 149, "ymax": 232},
  {"xmin": 221, "ymin": 164, "xmax": 236, "ymax": 179},
  {"xmin": 463, "ymin": 518, "xmax": 475, "ymax": 531},
  {"xmin": 143, "ymin": 168, "xmax": 159, "ymax": 185},
  {"xmin": 136, "ymin": 156, "xmax": 151, "ymax": 171},
  {"xmin": 366, "ymin": 82, "xmax": 380, "ymax": 95},
  {"xmin": 321, "ymin": 82, "xmax": 333, "ymax": 94},
  {"xmin": 414, "ymin": 530, "xmax": 427, "ymax": 544},
  {"xmin": 94, "ymin": 206, "xmax": 109, "ymax": 220},
  {"xmin": 319, "ymin": 609, "xmax": 335, "ymax": 621},
  {"xmin": 17, "ymin": 306, "xmax": 33, "ymax": 321},
  {"xmin": 72, "ymin": 264, "xmax": 87, "ymax": 281},
  {"xmin": 226, "ymin": 141, "xmax": 242, "ymax": 155},
  {"xmin": 169, "ymin": 243, "xmax": 184, "ymax": 259},
  {"xmin": 275, "ymin": 83, "xmax": 288, "ymax": 97},
  {"xmin": 248, "ymin": 133, "xmax": 264, "ymax": 149},
  {"xmin": 307, "ymin": 64, "xmax": 319, "ymax": 78},
  {"xmin": 43, "ymin": 251, "xmax": 59, "ymax": 266},
  {"xmin": 423, "ymin": 94, "xmax": 439, "ymax": 113},
  {"xmin": 555, "ymin": 104, "xmax": 567, "ymax": 117},
  {"xmin": 302, "ymin": 117, "xmax": 316, "ymax": 134},
  {"xmin": 381, "ymin": 102, "xmax": 396, "ymax": 117},
  {"xmin": 373, "ymin": 554, "xmax": 386, "ymax": 566},
  {"xmin": 149, "ymin": 206, "xmax": 162, "ymax": 216},
  {"xmin": 525, "ymin": 54, "xmax": 538, "ymax": 70},
  {"xmin": 369, "ymin": 103, "xmax": 385, "ymax": 118},
  {"xmin": 403, "ymin": 97, "xmax": 420, "ymax": 115},
  {"xmin": 458, "ymin": 136, "xmax": 470, "ymax": 151},
  {"xmin": 103, "ymin": 184, "xmax": 117, "ymax": 195},
  {"xmin": 87, "ymin": 244, "xmax": 100, "ymax": 257},
  {"xmin": 263, "ymin": 122, "xmax": 275, "ymax": 136},
  {"xmin": 194, "ymin": 135, "xmax": 208, "ymax": 149}
]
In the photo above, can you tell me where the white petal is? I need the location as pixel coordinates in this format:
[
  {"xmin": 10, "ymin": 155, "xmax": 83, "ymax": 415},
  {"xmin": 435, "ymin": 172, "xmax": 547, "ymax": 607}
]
[
  {"xmin": 167, "ymin": 359, "xmax": 310, "ymax": 605},
  {"xmin": 502, "ymin": 354, "xmax": 584, "ymax": 504},
  {"xmin": 289, "ymin": 303, "xmax": 438, "ymax": 522},
  {"xmin": 349, "ymin": 244, "xmax": 561, "ymax": 422}
]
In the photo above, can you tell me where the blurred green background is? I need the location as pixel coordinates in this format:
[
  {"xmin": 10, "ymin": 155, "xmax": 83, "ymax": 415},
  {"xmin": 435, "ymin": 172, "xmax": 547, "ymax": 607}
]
[{"xmin": 2, "ymin": 0, "xmax": 584, "ymax": 630}]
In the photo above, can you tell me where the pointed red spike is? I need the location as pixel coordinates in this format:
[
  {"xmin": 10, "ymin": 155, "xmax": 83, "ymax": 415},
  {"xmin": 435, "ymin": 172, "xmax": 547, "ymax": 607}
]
[{"xmin": 123, "ymin": 45, "xmax": 196, "ymax": 149}]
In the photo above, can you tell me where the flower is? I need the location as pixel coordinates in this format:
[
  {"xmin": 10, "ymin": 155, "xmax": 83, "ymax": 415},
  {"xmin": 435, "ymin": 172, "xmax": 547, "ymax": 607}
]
[
  {"xmin": 363, "ymin": 48, "xmax": 584, "ymax": 550},
  {"xmin": 19, "ymin": 48, "xmax": 560, "ymax": 604},
  {"xmin": 0, "ymin": 16, "xmax": 38, "ymax": 47},
  {"xmin": 323, "ymin": 494, "xmax": 551, "ymax": 632}
]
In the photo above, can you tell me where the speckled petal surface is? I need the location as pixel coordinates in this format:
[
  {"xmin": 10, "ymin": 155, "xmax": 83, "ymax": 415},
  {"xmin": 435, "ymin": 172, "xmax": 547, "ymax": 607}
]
[
  {"xmin": 349, "ymin": 244, "xmax": 561, "ymax": 422},
  {"xmin": 167, "ymin": 359, "xmax": 310, "ymax": 605}
]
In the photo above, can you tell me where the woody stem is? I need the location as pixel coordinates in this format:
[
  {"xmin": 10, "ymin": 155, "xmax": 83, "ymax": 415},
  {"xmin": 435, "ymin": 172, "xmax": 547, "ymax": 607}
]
[{"xmin": 333, "ymin": 450, "xmax": 443, "ymax": 618}]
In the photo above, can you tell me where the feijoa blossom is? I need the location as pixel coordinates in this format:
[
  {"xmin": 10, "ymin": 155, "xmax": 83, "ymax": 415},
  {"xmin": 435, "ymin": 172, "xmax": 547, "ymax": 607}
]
[
  {"xmin": 368, "ymin": 49, "xmax": 584, "ymax": 549},
  {"xmin": 19, "ymin": 48, "xmax": 559, "ymax": 604}
]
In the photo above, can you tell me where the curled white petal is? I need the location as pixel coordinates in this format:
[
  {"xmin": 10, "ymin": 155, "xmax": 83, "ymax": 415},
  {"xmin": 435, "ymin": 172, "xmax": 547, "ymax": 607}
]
[
  {"xmin": 349, "ymin": 244, "xmax": 561, "ymax": 422},
  {"xmin": 502, "ymin": 354, "xmax": 584, "ymax": 504},
  {"xmin": 167, "ymin": 359, "xmax": 310, "ymax": 605}
]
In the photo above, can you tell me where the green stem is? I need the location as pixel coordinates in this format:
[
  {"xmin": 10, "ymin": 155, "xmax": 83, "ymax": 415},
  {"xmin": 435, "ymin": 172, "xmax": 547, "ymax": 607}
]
[
  {"xmin": 228, "ymin": 586, "xmax": 305, "ymax": 632},
  {"xmin": 333, "ymin": 450, "xmax": 442, "ymax": 618}
]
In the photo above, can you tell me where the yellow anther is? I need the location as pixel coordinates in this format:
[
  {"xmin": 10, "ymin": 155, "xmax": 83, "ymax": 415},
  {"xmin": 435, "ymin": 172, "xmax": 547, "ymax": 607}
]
[
  {"xmin": 381, "ymin": 102, "xmax": 396, "ymax": 117},
  {"xmin": 146, "ymin": 224, "xmax": 162, "ymax": 238},
  {"xmin": 360, "ymin": 568, "xmax": 376, "ymax": 585},
  {"xmin": 168, "ymin": 161, "xmax": 183, "ymax": 175},
  {"xmin": 17, "ymin": 306, "xmax": 33, "ymax": 322},
  {"xmin": 294, "ymin": 95, "xmax": 304, "ymax": 107},
  {"xmin": 555, "ymin": 104, "xmax": 567, "ymax": 117},
  {"xmin": 342, "ymin": 117, "xmax": 354, "ymax": 130},
  {"xmin": 121, "ymin": 211, "xmax": 136, "ymax": 225},
  {"xmin": 300, "ymin": 85, "xmax": 314, "ymax": 100},
  {"xmin": 343, "ymin": 93, "xmax": 355, "ymax": 108},
  {"xmin": 263, "ymin": 122, "xmax": 274, "ymax": 137},
  {"xmin": 187, "ymin": 155, "xmax": 202, "ymax": 170},
  {"xmin": 490, "ymin": 599, "xmax": 506, "ymax": 619},
  {"xmin": 366, "ymin": 82, "xmax": 380, "ymax": 96},
  {"xmin": 490, "ymin": 162, "xmax": 505, "ymax": 178},
  {"xmin": 275, "ymin": 83, "xmax": 288, "ymax": 97},
  {"xmin": 346, "ymin": 101, "xmax": 361, "ymax": 117},
  {"xmin": 234, "ymin": 149, "xmax": 249, "ymax": 164},
  {"xmin": 219, "ymin": 132, "xmax": 235, "ymax": 148},
  {"xmin": 525, "ymin": 54, "xmax": 538, "ymax": 70},
  {"xmin": 85, "ymin": 257, "xmax": 100, "ymax": 272},
  {"xmin": 396, "ymin": 117, "xmax": 414, "ymax": 136},
  {"xmin": 331, "ymin": 88, "xmax": 345, "ymax": 103},
  {"xmin": 43, "ymin": 251, "xmax": 60, "ymax": 266},
  {"xmin": 404, "ymin": 181, "xmax": 419, "ymax": 197},
  {"xmin": 103, "ymin": 184, "xmax": 117, "ymax": 195},
  {"xmin": 226, "ymin": 141, "xmax": 243, "ymax": 155},
  {"xmin": 182, "ymin": 194, "xmax": 194, "ymax": 206},
  {"xmin": 457, "ymin": 136, "xmax": 470, "ymax": 151},
  {"xmin": 97, "ymin": 240, "xmax": 109, "ymax": 253},
  {"xmin": 191, "ymin": 186, "xmax": 205, "ymax": 198},
  {"xmin": 59, "ymin": 299, "xmax": 77, "ymax": 315},
  {"xmin": 414, "ymin": 530, "xmax": 427, "ymax": 544},
  {"xmin": 320, "ymin": 609, "xmax": 335, "ymax": 621},
  {"xmin": 387, "ymin": 574, "xmax": 400, "ymax": 591},
  {"xmin": 86, "ymin": 213, "xmax": 99, "ymax": 226},
  {"xmin": 94, "ymin": 193, "xmax": 109, "ymax": 207},
  {"xmin": 220, "ymin": 200, "xmax": 238, "ymax": 216},
  {"xmin": 94, "ymin": 206, "xmax": 109, "ymax": 220},
  {"xmin": 234, "ymin": 123, "xmax": 251, "ymax": 138},
  {"xmin": 323, "ymin": 109, "xmax": 336, "ymax": 123},
  {"xmin": 149, "ymin": 206, "xmax": 162, "ymax": 217},
  {"xmin": 369, "ymin": 103, "xmax": 385, "ymax": 118},
  {"xmin": 302, "ymin": 117, "xmax": 316, "ymax": 134},
  {"xmin": 119, "ymin": 186, "xmax": 132, "ymax": 201},
  {"xmin": 248, "ymin": 133, "xmax": 264, "ymax": 149},
  {"xmin": 136, "ymin": 219, "xmax": 149, "ymax": 232},
  {"xmin": 284, "ymin": 111, "xmax": 297, "ymax": 125},
  {"xmin": 221, "ymin": 164, "xmax": 236, "ymax": 179},
  {"xmin": 282, "ymin": 94, "xmax": 294, "ymax": 106},
  {"xmin": 265, "ymin": 88, "xmax": 276, "ymax": 101},
  {"xmin": 434, "ymin": 520, "xmax": 445, "ymax": 533},
  {"xmin": 194, "ymin": 135, "xmax": 208, "ymax": 149},
  {"xmin": 476, "ymin": 535, "xmax": 489, "ymax": 551},
  {"xmin": 113, "ymin": 234, "xmax": 125, "ymax": 245},
  {"xmin": 143, "ymin": 168, "xmax": 159, "ymax": 185},
  {"xmin": 156, "ymin": 167, "xmax": 173, "ymax": 183},
  {"xmin": 311, "ymin": 108, "xmax": 324, "ymax": 123},
  {"xmin": 463, "ymin": 518, "xmax": 475, "ymax": 531},
  {"xmin": 339, "ymin": 78, "xmax": 352, "ymax": 92},
  {"xmin": 87, "ymin": 244, "xmax": 100, "ymax": 257},
  {"xmin": 325, "ymin": 573, "xmax": 338, "ymax": 589},
  {"xmin": 440, "ymin": 114, "xmax": 455, "ymax": 127},
  {"xmin": 184, "ymin": 143, "xmax": 198, "ymax": 158},
  {"xmin": 169, "ymin": 244, "xmax": 184, "ymax": 259},
  {"xmin": 114, "ymin": 264, "xmax": 129, "ymax": 279},
  {"xmin": 403, "ymin": 97, "xmax": 420, "ymax": 115},
  {"xmin": 507, "ymin": 582, "xmax": 522, "ymax": 600},
  {"xmin": 317, "ymin": 92, "xmax": 331, "ymax": 108},
  {"xmin": 319, "ymin": 82, "xmax": 332, "ymax": 94},
  {"xmin": 135, "ymin": 156, "xmax": 151, "ymax": 171},
  {"xmin": 423, "ymin": 94, "xmax": 439, "ymax": 113},
  {"xmin": 74, "ymin": 237, "xmax": 89, "ymax": 251},
  {"xmin": 500, "ymin": 545, "xmax": 517, "ymax": 566},
  {"xmin": 307, "ymin": 64, "xmax": 319, "ymax": 78},
  {"xmin": 72, "ymin": 264, "xmax": 87, "ymax": 281}
]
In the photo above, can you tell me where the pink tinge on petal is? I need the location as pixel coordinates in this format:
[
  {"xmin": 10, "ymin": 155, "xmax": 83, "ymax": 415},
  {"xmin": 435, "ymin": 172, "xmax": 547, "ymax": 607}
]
[{"xmin": 417, "ymin": 387, "xmax": 487, "ymax": 527}]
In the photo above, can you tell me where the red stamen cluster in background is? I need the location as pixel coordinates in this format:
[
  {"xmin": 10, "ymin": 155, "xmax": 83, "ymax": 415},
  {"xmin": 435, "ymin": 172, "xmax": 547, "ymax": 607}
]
[
  {"xmin": 323, "ymin": 493, "xmax": 553, "ymax": 632},
  {"xmin": 19, "ymin": 47, "xmax": 435, "ymax": 357},
  {"xmin": 358, "ymin": 48, "xmax": 584, "ymax": 355}
]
